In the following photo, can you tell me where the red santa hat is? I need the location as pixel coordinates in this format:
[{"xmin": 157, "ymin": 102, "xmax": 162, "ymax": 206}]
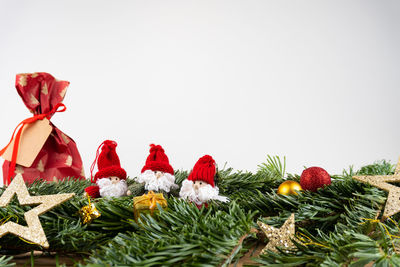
[
  {"xmin": 141, "ymin": 144, "xmax": 174, "ymax": 175},
  {"xmin": 188, "ymin": 155, "xmax": 216, "ymax": 187},
  {"xmin": 90, "ymin": 140, "xmax": 127, "ymax": 182}
]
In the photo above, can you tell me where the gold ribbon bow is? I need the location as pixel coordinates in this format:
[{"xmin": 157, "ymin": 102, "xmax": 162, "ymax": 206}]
[
  {"xmin": 134, "ymin": 191, "xmax": 167, "ymax": 215},
  {"xmin": 360, "ymin": 217, "xmax": 400, "ymax": 252}
]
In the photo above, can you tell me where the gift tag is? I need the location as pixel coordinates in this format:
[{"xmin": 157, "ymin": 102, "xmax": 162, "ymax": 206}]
[{"xmin": 1, "ymin": 118, "xmax": 52, "ymax": 167}]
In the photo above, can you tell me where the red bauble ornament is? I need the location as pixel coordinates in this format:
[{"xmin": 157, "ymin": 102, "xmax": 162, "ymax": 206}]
[{"xmin": 300, "ymin": 167, "xmax": 331, "ymax": 192}]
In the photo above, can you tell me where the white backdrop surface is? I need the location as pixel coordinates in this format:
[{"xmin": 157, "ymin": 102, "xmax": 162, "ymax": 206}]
[{"xmin": 0, "ymin": 0, "xmax": 399, "ymax": 184}]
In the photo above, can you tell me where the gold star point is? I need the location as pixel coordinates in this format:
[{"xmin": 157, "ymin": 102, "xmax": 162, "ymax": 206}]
[
  {"xmin": 257, "ymin": 213, "xmax": 296, "ymax": 254},
  {"xmin": 0, "ymin": 174, "xmax": 75, "ymax": 248},
  {"xmin": 353, "ymin": 157, "xmax": 400, "ymax": 219}
]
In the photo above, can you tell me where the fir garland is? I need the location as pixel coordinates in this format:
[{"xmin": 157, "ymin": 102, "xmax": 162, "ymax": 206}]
[{"xmin": 0, "ymin": 158, "xmax": 399, "ymax": 266}]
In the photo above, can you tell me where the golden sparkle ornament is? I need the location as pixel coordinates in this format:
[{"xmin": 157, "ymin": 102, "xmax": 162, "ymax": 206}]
[
  {"xmin": 0, "ymin": 174, "xmax": 75, "ymax": 248},
  {"xmin": 353, "ymin": 157, "xmax": 400, "ymax": 219},
  {"xmin": 277, "ymin": 180, "xmax": 302, "ymax": 195},
  {"xmin": 79, "ymin": 196, "xmax": 101, "ymax": 225},
  {"xmin": 257, "ymin": 213, "xmax": 296, "ymax": 253}
]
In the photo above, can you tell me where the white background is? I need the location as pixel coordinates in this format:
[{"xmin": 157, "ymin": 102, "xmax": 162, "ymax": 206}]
[{"xmin": 0, "ymin": 0, "xmax": 399, "ymax": 184}]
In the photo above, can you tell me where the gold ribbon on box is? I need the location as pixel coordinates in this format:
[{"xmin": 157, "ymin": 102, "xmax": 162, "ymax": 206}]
[
  {"xmin": 133, "ymin": 191, "xmax": 167, "ymax": 220},
  {"xmin": 79, "ymin": 195, "xmax": 101, "ymax": 224}
]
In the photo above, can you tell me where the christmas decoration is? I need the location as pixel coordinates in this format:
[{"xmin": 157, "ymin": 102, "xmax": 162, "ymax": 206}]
[
  {"xmin": 0, "ymin": 174, "xmax": 74, "ymax": 248},
  {"xmin": 300, "ymin": 166, "xmax": 331, "ymax": 192},
  {"xmin": 84, "ymin": 185, "xmax": 100, "ymax": 198},
  {"xmin": 0, "ymin": 72, "xmax": 85, "ymax": 185},
  {"xmin": 135, "ymin": 144, "xmax": 178, "ymax": 193},
  {"xmin": 257, "ymin": 213, "xmax": 296, "ymax": 253},
  {"xmin": 79, "ymin": 196, "xmax": 101, "ymax": 224},
  {"xmin": 0, "ymin": 158, "xmax": 397, "ymax": 266},
  {"xmin": 85, "ymin": 140, "xmax": 131, "ymax": 198},
  {"xmin": 277, "ymin": 180, "xmax": 302, "ymax": 195},
  {"xmin": 353, "ymin": 157, "xmax": 400, "ymax": 219},
  {"xmin": 179, "ymin": 155, "xmax": 229, "ymax": 209},
  {"xmin": 133, "ymin": 191, "xmax": 167, "ymax": 222}
]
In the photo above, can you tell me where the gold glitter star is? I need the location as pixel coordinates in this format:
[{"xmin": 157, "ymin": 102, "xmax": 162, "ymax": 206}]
[
  {"xmin": 353, "ymin": 158, "xmax": 400, "ymax": 219},
  {"xmin": 0, "ymin": 174, "xmax": 75, "ymax": 248},
  {"xmin": 257, "ymin": 213, "xmax": 296, "ymax": 254}
]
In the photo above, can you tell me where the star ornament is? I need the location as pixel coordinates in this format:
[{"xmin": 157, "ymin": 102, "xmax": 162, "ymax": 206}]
[
  {"xmin": 353, "ymin": 158, "xmax": 400, "ymax": 219},
  {"xmin": 0, "ymin": 174, "xmax": 75, "ymax": 248},
  {"xmin": 257, "ymin": 213, "xmax": 296, "ymax": 254}
]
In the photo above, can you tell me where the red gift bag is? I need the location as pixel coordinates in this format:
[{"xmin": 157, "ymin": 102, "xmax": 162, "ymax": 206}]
[{"xmin": 2, "ymin": 72, "xmax": 85, "ymax": 184}]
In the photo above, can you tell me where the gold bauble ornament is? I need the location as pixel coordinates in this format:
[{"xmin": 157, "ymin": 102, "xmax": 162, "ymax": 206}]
[{"xmin": 277, "ymin": 180, "xmax": 302, "ymax": 195}]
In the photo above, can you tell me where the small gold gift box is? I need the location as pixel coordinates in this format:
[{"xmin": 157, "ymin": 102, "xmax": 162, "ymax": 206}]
[
  {"xmin": 79, "ymin": 196, "xmax": 101, "ymax": 224},
  {"xmin": 133, "ymin": 191, "xmax": 168, "ymax": 222}
]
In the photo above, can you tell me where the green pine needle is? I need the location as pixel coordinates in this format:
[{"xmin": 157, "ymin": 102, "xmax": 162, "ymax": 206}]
[{"xmin": 0, "ymin": 158, "xmax": 398, "ymax": 267}]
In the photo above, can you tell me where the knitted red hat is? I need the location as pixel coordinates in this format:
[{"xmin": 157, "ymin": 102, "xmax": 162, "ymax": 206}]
[
  {"xmin": 90, "ymin": 140, "xmax": 127, "ymax": 182},
  {"xmin": 188, "ymin": 155, "xmax": 216, "ymax": 187},
  {"xmin": 141, "ymin": 144, "xmax": 174, "ymax": 175}
]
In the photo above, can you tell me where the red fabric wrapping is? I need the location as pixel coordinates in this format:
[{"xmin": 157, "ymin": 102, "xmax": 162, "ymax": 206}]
[{"xmin": 2, "ymin": 72, "xmax": 85, "ymax": 183}]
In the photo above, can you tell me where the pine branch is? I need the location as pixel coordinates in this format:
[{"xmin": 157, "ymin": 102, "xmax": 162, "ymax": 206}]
[
  {"xmin": 0, "ymin": 256, "xmax": 14, "ymax": 267},
  {"xmin": 0, "ymin": 158, "xmax": 398, "ymax": 267},
  {"xmin": 82, "ymin": 200, "xmax": 257, "ymax": 266},
  {"xmin": 257, "ymin": 155, "xmax": 286, "ymax": 180}
]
